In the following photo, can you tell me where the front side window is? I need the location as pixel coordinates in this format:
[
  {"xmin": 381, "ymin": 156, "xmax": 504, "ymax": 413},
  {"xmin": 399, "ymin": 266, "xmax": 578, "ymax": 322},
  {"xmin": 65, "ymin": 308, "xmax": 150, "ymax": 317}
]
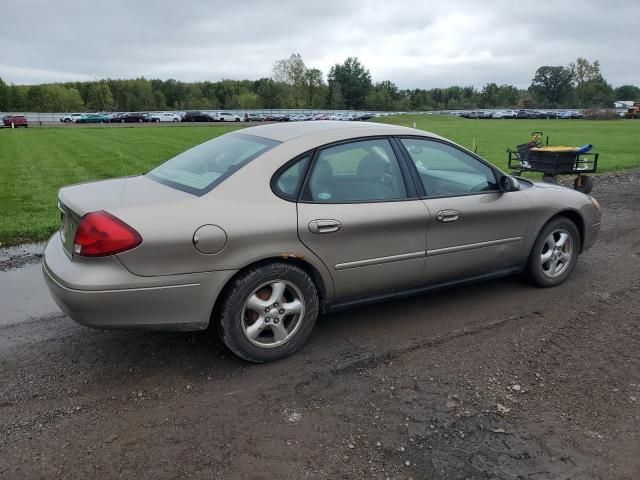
[
  {"xmin": 303, "ymin": 139, "xmax": 407, "ymax": 203},
  {"xmin": 400, "ymin": 138, "xmax": 497, "ymax": 197},
  {"xmin": 148, "ymin": 133, "xmax": 279, "ymax": 195}
]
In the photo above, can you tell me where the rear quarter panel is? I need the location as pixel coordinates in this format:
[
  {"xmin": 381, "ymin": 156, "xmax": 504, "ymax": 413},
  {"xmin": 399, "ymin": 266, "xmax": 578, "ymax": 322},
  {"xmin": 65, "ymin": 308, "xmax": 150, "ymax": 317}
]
[{"xmin": 111, "ymin": 140, "xmax": 337, "ymax": 297}]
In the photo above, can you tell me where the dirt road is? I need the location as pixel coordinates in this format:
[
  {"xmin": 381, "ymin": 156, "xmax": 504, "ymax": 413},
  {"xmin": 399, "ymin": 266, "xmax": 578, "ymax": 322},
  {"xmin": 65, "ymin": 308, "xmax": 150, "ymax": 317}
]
[{"xmin": 1, "ymin": 171, "xmax": 639, "ymax": 479}]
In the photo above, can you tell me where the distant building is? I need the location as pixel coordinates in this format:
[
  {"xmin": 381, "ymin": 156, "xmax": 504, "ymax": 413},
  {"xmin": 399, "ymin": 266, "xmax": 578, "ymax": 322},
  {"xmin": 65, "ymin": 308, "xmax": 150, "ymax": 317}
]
[{"xmin": 614, "ymin": 100, "xmax": 635, "ymax": 109}]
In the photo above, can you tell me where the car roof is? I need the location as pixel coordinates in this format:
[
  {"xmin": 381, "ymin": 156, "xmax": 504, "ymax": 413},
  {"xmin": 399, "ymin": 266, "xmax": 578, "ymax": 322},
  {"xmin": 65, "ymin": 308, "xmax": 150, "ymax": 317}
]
[{"xmin": 241, "ymin": 120, "xmax": 437, "ymax": 143}]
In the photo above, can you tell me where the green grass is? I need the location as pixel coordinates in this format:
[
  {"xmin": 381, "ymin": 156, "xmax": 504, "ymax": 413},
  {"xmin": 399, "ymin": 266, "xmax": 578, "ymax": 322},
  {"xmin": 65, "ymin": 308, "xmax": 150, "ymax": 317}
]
[
  {"xmin": 375, "ymin": 115, "xmax": 640, "ymax": 172},
  {"xmin": 1, "ymin": 117, "xmax": 639, "ymax": 246},
  {"xmin": 0, "ymin": 125, "xmax": 243, "ymax": 246}
]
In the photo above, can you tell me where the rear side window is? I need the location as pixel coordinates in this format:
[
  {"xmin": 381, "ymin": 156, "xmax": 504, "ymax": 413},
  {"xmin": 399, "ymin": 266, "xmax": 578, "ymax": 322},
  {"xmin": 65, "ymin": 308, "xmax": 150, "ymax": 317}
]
[
  {"xmin": 303, "ymin": 139, "xmax": 407, "ymax": 203},
  {"xmin": 273, "ymin": 156, "xmax": 310, "ymax": 200},
  {"xmin": 148, "ymin": 133, "xmax": 279, "ymax": 195}
]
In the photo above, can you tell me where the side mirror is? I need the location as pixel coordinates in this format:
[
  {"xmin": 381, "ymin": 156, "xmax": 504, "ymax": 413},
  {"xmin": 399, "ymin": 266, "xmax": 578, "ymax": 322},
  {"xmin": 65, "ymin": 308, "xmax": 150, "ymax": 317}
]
[{"xmin": 500, "ymin": 175, "xmax": 520, "ymax": 192}]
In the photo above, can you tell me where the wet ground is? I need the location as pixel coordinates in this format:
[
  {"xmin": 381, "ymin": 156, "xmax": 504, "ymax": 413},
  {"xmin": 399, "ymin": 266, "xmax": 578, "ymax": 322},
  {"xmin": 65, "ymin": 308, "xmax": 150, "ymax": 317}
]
[
  {"xmin": 1, "ymin": 171, "xmax": 639, "ymax": 479},
  {"xmin": 0, "ymin": 242, "xmax": 56, "ymax": 327}
]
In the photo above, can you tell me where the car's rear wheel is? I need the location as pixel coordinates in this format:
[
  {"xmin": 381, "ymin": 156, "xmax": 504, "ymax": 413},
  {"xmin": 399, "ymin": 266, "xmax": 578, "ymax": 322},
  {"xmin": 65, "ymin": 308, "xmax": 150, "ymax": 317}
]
[
  {"xmin": 216, "ymin": 262, "xmax": 319, "ymax": 362},
  {"xmin": 525, "ymin": 217, "xmax": 580, "ymax": 287}
]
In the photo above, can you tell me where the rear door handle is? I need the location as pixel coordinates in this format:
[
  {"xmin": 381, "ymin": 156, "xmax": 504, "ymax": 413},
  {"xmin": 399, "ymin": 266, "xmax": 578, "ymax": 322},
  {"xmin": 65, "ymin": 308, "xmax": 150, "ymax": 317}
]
[
  {"xmin": 436, "ymin": 210, "xmax": 461, "ymax": 223},
  {"xmin": 309, "ymin": 219, "xmax": 342, "ymax": 234}
]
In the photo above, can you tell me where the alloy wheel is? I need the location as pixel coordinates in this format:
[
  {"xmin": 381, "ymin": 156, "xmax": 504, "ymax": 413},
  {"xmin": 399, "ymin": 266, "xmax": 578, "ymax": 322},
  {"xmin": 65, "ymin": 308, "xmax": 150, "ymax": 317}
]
[
  {"xmin": 540, "ymin": 229, "xmax": 574, "ymax": 278},
  {"xmin": 241, "ymin": 280, "xmax": 305, "ymax": 348}
]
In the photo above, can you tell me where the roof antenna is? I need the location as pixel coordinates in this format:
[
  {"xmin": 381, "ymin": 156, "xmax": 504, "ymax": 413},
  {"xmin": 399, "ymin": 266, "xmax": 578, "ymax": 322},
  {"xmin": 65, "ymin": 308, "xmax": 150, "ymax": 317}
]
[{"xmin": 96, "ymin": 78, "xmax": 127, "ymax": 206}]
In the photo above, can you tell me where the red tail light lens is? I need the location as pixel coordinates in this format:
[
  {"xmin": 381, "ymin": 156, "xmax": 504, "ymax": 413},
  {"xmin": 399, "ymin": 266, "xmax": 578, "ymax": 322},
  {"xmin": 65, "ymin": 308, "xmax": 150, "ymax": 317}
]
[{"xmin": 73, "ymin": 211, "xmax": 142, "ymax": 257}]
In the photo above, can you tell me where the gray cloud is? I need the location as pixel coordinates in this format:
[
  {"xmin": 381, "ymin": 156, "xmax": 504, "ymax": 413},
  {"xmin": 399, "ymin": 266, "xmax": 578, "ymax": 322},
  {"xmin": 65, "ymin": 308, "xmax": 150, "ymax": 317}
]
[{"xmin": 0, "ymin": 0, "xmax": 638, "ymax": 88}]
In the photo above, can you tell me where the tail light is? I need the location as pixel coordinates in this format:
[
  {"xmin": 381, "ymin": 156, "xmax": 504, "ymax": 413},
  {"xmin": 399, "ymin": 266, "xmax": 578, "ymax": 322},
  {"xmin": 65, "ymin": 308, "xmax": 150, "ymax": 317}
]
[{"xmin": 73, "ymin": 211, "xmax": 142, "ymax": 257}]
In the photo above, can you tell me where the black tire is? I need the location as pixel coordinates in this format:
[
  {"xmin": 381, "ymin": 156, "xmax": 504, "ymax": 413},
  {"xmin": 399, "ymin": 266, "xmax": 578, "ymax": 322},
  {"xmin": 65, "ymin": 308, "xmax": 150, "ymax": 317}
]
[
  {"xmin": 525, "ymin": 217, "xmax": 580, "ymax": 287},
  {"xmin": 574, "ymin": 175, "xmax": 593, "ymax": 194},
  {"xmin": 216, "ymin": 262, "xmax": 320, "ymax": 362}
]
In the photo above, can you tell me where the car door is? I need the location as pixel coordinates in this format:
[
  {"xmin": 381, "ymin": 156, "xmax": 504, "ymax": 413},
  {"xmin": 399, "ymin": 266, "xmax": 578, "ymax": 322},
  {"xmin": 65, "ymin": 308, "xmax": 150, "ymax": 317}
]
[
  {"xmin": 295, "ymin": 138, "xmax": 429, "ymax": 300},
  {"xmin": 398, "ymin": 137, "xmax": 532, "ymax": 285}
]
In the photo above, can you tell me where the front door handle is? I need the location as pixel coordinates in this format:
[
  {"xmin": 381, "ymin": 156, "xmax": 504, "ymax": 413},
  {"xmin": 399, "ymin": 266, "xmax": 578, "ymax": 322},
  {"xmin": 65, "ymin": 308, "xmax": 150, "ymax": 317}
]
[
  {"xmin": 435, "ymin": 209, "xmax": 461, "ymax": 223},
  {"xmin": 309, "ymin": 219, "xmax": 342, "ymax": 234}
]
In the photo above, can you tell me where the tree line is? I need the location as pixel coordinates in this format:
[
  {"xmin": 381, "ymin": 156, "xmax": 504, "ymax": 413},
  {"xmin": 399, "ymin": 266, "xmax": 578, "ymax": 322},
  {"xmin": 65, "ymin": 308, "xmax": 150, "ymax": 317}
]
[{"xmin": 0, "ymin": 55, "xmax": 638, "ymax": 113}]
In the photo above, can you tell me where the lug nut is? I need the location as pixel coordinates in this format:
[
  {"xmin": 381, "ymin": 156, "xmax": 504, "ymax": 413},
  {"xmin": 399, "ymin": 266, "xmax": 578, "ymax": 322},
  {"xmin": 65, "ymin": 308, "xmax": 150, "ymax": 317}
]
[
  {"xmin": 274, "ymin": 318, "xmax": 280, "ymax": 324},
  {"xmin": 279, "ymin": 309, "xmax": 285, "ymax": 314},
  {"xmin": 274, "ymin": 302, "xmax": 279, "ymax": 307},
  {"xmin": 265, "ymin": 317, "xmax": 270, "ymax": 323},
  {"xmin": 264, "ymin": 307, "xmax": 270, "ymax": 313}
]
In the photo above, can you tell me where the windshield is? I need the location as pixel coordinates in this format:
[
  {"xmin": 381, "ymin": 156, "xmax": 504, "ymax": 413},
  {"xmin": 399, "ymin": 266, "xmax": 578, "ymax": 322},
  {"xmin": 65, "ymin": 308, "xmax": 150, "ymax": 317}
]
[{"xmin": 147, "ymin": 133, "xmax": 279, "ymax": 195}]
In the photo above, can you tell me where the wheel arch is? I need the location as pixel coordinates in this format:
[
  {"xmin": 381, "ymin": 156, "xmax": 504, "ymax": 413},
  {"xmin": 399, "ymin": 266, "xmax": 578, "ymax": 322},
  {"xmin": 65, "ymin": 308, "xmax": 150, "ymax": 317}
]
[
  {"xmin": 208, "ymin": 255, "xmax": 331, "ymax": 329},
  {"xmin": 535, "ymin": 209, "xmax": 585, "ymax": 254}
]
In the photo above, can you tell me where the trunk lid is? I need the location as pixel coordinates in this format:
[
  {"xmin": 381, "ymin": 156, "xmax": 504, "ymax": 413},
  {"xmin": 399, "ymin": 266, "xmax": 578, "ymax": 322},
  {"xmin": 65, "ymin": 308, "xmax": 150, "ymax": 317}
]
[{"xmin": 57, "ymin": 175, "xmax": 194, "ymax": 255}]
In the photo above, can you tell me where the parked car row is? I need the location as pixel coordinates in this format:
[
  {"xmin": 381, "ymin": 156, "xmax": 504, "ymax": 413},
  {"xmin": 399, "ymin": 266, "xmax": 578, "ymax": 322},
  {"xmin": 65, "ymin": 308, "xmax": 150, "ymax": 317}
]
[
  {"xmin": 246, "ymin": 112, "xmax": 376, "ymax": 122},
  {"xmin": 181, "ymin": 111, "xmax": 244, "ymax": 122},
  {"xmin": 59, "ymin": 111, "xmax": 247, "ymax": 123},
  {"xmin": 55, "ymin": 111, "xmax": 379, "ymax": 124},
  {"xmin": 456, "ymin": 109, "xmax": 584, "ymax": 120}
]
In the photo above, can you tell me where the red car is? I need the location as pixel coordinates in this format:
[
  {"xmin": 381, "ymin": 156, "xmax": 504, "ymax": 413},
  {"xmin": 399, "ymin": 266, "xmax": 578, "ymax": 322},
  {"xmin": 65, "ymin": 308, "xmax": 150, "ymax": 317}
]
[{"xmin": 3, "ymin": 115, "xmax": 28, "ymax": 127}]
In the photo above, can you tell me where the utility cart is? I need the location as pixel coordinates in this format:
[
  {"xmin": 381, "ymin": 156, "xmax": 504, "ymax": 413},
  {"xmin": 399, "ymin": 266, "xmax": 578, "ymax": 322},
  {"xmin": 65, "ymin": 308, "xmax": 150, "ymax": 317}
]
[{"xmin": 507, "ymin": 131, "xmax": 598, "ymax": 194}]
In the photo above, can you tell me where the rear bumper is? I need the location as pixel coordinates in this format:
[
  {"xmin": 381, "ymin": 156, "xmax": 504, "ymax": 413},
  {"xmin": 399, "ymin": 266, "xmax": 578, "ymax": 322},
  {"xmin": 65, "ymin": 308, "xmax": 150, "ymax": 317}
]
[{"xmin": 43, "ymin": 233, "xmax": 236, "ymax": 330}]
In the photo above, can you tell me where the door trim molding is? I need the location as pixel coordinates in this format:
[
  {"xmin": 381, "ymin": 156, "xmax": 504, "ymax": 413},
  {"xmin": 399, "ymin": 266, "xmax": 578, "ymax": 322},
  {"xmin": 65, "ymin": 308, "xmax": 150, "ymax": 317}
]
[
  {"xmin": 335, "ymin": 251, "xmax": 425, "ymax": 271},
  {"xmin": 324, "ymin": 266, "xmax": 523, "ymax": 312},
  {"xmin": 426, "ymin": 237, "xmax": 522, "ymax": 257}
]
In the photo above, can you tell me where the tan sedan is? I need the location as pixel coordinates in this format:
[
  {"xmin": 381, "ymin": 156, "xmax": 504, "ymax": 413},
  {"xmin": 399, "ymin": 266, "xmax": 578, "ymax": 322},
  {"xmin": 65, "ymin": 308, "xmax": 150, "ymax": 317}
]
[{"xmin": 43, "ymin": 121, "xmax": 601, "ymax": 362}]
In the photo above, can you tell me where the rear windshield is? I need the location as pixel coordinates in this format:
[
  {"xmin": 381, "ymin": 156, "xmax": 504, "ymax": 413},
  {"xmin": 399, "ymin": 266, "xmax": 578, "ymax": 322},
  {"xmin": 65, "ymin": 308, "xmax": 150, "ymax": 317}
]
[{"xmin": 147, "ymin": 133, "xmax": 279, "ymax": 195}]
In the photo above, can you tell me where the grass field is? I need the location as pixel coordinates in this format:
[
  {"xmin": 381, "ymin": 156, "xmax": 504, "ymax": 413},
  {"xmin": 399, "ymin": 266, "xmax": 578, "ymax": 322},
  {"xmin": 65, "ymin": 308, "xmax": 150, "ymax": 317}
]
[
  {"xmin": 0, "ymin": 125, "xmax": 243, "ymax": 245},
  {"xmin": 1, "ymin": 117, "xmax": 639, "ymax": 246},
  {"xmin": 375, "ymin": 115, "xmax": 640, "ymax": 172}
]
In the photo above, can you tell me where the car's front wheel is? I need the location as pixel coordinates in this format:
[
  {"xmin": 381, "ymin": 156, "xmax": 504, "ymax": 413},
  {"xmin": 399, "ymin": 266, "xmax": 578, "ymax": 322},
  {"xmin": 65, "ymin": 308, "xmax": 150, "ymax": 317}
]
[
  {"xmin": 216, "ymin": 262, "xmax": 319, "ymax": 362},
  {"xmin": 525, "ymin": 217, "xmax": 580, "ymax": 287}
]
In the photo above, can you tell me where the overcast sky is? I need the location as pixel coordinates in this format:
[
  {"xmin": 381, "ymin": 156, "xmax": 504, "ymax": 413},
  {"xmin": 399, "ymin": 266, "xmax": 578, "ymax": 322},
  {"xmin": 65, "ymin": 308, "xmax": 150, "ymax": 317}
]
[{"xmin": 1, "ymin": 0, "xmax": 638, "ymax": 89}]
